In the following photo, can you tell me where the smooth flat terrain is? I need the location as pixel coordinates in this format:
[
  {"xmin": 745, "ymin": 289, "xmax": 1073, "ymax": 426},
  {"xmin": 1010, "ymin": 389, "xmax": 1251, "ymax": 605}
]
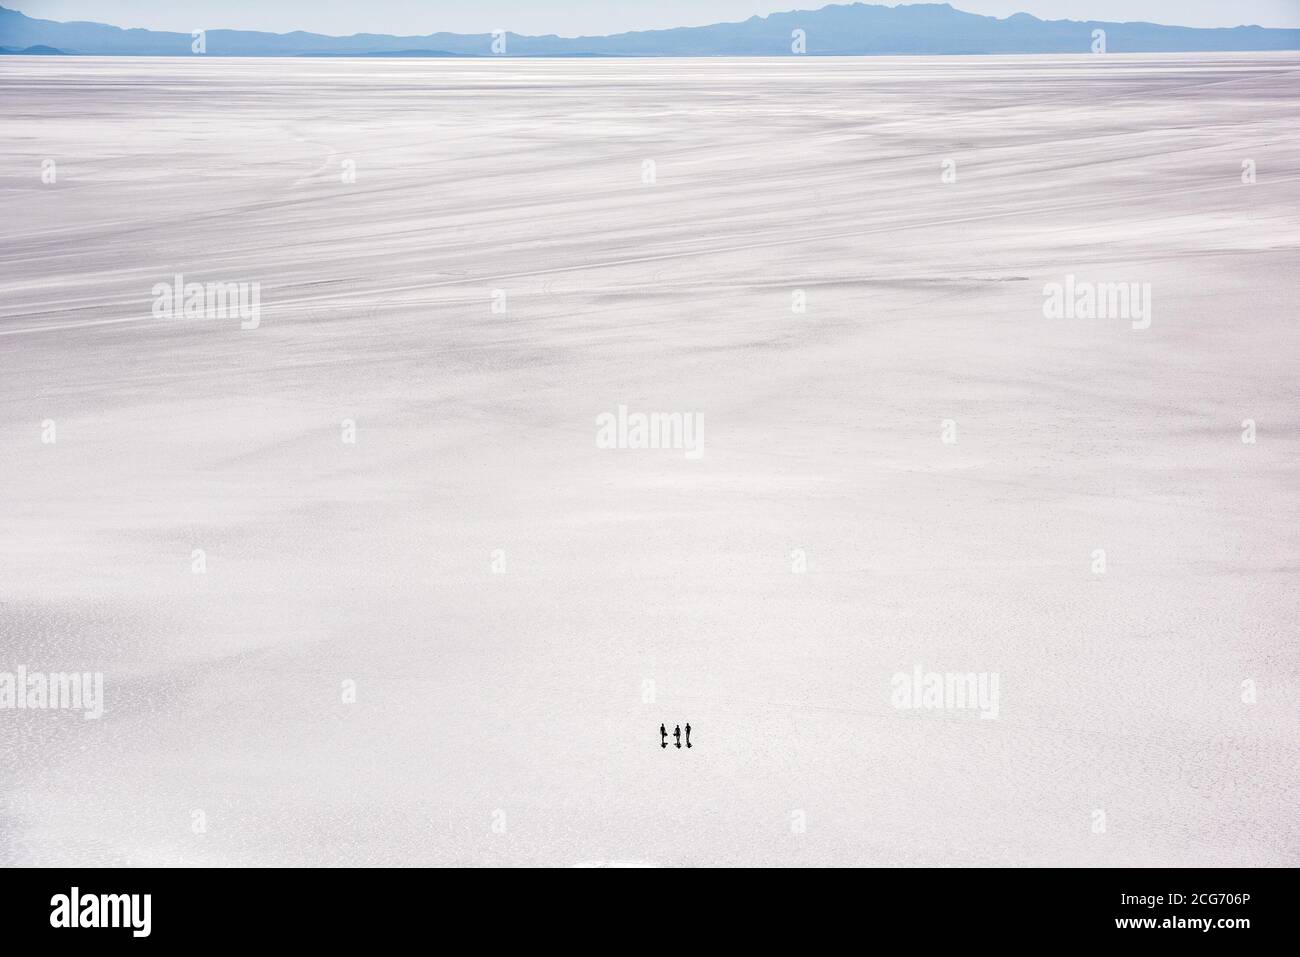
[{"xmin": 1, "ymin": 54, "xmax": 1297, "ymax": 866}]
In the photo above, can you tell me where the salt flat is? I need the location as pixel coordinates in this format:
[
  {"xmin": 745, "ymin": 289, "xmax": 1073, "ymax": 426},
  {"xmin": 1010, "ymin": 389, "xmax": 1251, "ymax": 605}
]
[{"xmin": 1, "ymin": 54, "xmax": 1297, "ymax": 866}]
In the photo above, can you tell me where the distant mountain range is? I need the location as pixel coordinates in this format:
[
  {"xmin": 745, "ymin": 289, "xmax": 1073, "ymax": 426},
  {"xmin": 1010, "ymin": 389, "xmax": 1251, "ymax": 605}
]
[{"xmin": 1, "ymin": 2, "xmax": 1296, "ymax": 57}]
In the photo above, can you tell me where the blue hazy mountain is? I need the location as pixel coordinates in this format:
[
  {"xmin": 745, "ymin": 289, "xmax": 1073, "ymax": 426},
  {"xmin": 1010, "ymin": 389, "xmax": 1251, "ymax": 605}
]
[
  {"xmin": 1, "ymin": 2, "xmax": 1296, "ymax": 56},
  {"xmin": 0, "ymin": 42, "xmax": 63, "ymax": 53}
]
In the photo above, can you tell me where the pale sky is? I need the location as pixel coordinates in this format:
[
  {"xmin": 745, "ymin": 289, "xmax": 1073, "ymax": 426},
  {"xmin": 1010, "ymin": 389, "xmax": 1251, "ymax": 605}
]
[{"xmin": 10, "ymin": 1, "xmax": 1300, "ymax": 36}]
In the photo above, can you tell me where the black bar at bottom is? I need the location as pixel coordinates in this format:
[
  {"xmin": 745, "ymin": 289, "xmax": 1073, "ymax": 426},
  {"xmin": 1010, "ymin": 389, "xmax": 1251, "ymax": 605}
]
[{"xmin": 0, "ymin": 866, "xmax": 1290, "ymax": 945}]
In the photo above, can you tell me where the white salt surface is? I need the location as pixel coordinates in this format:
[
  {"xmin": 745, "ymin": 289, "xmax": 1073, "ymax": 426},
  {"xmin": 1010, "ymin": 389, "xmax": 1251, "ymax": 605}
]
[{"xmin": 0, "ymin": 54, "xmax": 1297, "ymax": 865}]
